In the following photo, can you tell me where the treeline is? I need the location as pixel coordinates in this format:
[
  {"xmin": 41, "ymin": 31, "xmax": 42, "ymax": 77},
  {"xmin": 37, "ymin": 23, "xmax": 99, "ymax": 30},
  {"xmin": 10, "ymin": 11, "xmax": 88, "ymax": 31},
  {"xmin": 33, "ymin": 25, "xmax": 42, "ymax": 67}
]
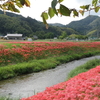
[{"xmin": 0, "ymin": 10, "xmax": 79, "ymax": 39}]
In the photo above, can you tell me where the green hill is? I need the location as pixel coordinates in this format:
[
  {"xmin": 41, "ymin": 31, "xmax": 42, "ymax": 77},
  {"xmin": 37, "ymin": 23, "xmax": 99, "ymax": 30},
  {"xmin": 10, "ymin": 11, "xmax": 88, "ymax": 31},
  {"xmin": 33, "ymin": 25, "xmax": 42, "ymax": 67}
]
[
  {"xmin": 0, "ymin": 10, "xmax": 79, "ymax": 39},
  {"xmin": 0, "ymin": 10, "xmax": 99, "ymax": 39},
  {"xmin": 66, "ymin": 15, "xmax": 100, "ymax": 36}
]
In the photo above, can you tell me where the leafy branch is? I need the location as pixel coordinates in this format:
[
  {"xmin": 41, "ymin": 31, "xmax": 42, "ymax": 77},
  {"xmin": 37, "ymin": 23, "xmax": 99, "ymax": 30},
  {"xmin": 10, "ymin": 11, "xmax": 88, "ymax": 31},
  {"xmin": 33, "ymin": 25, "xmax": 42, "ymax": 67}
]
[
  {"xmin": 41, "ymin": 0, "xmax": 100, "ymax": 28},
  {"xmin": 0, "ymin": 0, "xmax": 100, "ymax": 28},
  {"xmin": 0, "ymin": 0, "xmax": 30, "ymax": 13}
]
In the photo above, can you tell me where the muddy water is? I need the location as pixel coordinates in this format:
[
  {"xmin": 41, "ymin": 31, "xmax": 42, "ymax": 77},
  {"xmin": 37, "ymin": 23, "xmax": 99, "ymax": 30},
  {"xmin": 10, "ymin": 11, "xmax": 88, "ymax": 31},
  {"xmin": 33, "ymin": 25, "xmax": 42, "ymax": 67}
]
[{"xmin": 0, "ymin": 55, "xmax": 100, "ymax": 99}]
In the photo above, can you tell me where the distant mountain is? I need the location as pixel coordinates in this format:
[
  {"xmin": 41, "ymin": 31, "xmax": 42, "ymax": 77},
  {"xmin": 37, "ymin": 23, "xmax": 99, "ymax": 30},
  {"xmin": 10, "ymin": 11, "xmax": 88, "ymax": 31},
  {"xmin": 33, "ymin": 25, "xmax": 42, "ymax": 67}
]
[
  {"xmin": 0, "ymin": 10, "xmax": 79, "ymax": 38},
  {"xmin": 0, "ymin": 10, "xmax": 23, "ymax": 17},
  {"xmin": 1, "ymin": 10, "xmax": 99, "ymax": 39},
  {"xmin": 49, "ymin": 23, "xmax": 65, "ymax": 27},
  {"xmin": 66, "ymin": 15, "xmax": 99, "ymax": 35}
]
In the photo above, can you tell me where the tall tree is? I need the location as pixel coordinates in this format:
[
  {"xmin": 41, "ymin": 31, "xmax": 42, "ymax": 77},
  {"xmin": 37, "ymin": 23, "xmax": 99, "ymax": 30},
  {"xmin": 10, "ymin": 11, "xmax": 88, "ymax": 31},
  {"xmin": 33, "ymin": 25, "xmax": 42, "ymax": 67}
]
[{"xmin": 59, "ymin": 31, "xmax": 67, "ymax": 39}]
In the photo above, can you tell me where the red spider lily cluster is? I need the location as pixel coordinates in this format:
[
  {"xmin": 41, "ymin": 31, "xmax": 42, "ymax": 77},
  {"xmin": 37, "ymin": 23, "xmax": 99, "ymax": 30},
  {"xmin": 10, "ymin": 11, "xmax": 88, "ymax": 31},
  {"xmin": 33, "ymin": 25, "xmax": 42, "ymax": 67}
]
[
  {"xmin": 0, "ymin": 41, "xmax": 100, "ymax": 65},
  {"xmin": 21, "ymin": 65, "xmax": 100, "ymax": 100}
]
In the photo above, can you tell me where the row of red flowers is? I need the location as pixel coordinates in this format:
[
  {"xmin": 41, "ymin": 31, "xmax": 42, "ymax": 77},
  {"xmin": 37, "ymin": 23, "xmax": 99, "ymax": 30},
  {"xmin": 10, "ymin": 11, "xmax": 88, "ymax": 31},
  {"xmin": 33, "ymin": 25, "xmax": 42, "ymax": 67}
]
[
  {"xmin": 21, "ymin": 65, "xmax": 100, "ymax": 100},
  {"xmin": 0, "ymin": 41, "xmax": 100, "ymax": 65}
]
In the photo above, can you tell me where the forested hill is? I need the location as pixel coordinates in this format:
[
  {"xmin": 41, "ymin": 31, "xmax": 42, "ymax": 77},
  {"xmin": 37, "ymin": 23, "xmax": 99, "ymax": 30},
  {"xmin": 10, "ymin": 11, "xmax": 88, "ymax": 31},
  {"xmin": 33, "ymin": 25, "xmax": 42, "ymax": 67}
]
[
  {"xmin": 0, "ymin": 9, "xmax": 99, "ymax": 38},
  {"xmin": 49, "ymin": 23, "xmax": 64, "ymax": 27},
  {"xmin": 66, "ymin": 15, "xmax": 100, "ymax": 35},
  {"xmin": 0, "ymin": 10, "xmax": 79, "ymax": 39}
]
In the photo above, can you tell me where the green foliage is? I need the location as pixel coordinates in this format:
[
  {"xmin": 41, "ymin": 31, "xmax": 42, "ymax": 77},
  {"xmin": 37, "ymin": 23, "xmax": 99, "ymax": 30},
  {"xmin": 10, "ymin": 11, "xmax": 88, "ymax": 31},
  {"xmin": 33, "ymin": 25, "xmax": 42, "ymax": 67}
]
[
  {"xmin": 95, "ymin": 6, "xmax": 100, "ymax": 12},
  {"xmin": 41, "ymin": 0, "xmax": 100, "ymax": 25},
  {"xmin": 41, "ymin": 12, "xmax": 48, "ymax": 21},
  {"xmin": 0, "ymin": 0, "xmax": 30, "ymax": 13},
  {"xmin": 44, "ymin": 32, "xmax": 54, "ymax": 39},
  {"xmin": 68, "ymin": 34, "xmax": 88, "ymax": 39},
  {"xmin": 92, "ymin": 0, "xmax": 98, "ymax": 7},
  {"xmin": 0, "ymin": 57, "xmax": 59, "ymax": 80},
  {"xmin": 55, "ymin": 55, "xmax": 73, "ymax": 64},
  {"xmin": 51, "ymin": 0, "xmax": 57, "ymax": 9},
  {"xmin": 0, "ymin": 14, "xmax": 33, "ymax": 36},
  {"xmin": 87, "ymin": 30, "xmax": 97, "ymax": 36},
  {"xmin": 73, "ymin": 9, "xmax": 79, "ymax": 17},
  {"xmin": 48, "ymin": 7, "xmax": 55, "ymax": 18},
  {"xmin": 59, "ymin": 31, "xmax": 67, "ymax": 39},
  {"xmin": 60, "ymin": 4, "xmax": 71, "ymax": 16},
  {"xmin": 80, "ymin": 5, "xmax": 90, "ymax": 11},
  {"xmin": 0, "ymin": 67, "xmax": 14, "ymax": 80},
  {"xmin": 68, "ymin": 34, "xmax": 77, "ymax": 39},
  {"xmin": 58, "ymin": 0, "xmax": 64, "ymax": 3}
]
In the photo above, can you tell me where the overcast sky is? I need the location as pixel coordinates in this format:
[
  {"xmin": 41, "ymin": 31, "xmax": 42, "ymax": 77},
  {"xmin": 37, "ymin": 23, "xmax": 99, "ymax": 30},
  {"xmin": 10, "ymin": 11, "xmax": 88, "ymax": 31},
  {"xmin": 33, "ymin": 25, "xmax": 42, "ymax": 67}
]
[{"xmin": 19, "ymin": 0, "xmax": 100, "ymax": 25}]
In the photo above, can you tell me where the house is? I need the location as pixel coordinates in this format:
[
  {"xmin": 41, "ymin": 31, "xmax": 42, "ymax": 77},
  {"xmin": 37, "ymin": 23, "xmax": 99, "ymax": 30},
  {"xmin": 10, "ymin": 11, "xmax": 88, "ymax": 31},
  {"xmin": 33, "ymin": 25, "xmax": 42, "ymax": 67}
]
[
  {"xmin": 54, "ymin": 37, "xmax": 57, "ymax": 39},
  {"xmin": 27, "ymin": 38, "xmax": 33, "ymax": 41},
  {"xmin": 33, "ymin": 35, "xmax": 38, "ymax": 40},
  {"xmin": 4, "ymin": 33, "xmax": 23, "ymax": 40}
]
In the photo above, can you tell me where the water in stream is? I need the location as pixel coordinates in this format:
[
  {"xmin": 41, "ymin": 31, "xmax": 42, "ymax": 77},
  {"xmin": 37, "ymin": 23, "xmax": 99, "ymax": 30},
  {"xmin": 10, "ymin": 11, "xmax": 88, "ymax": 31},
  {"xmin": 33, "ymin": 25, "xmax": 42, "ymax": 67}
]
[{"xmin": 0, "ymin": 55, "xmax": 100, "ymax": 99}]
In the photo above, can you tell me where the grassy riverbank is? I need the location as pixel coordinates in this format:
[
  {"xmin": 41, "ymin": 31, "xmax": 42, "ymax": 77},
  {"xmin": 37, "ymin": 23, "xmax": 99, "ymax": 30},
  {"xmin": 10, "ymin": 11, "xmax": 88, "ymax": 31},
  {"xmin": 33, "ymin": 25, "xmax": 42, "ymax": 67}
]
[
  {"xmin": 1, "ymin": 57, "xmax": 100, "ymax": 100},
  {"xmin": 67, "ymin": 58, "xmax": 100, "ymax": 80},
  {"xmin": 0, "ymin": 96, "xmax": 21, "ymax": 100},
  {"xmin": 0, "ymin": 41, "xmax": 100, "ymax": 80},
  {"xmin": 0, "ymin": 52, "xmax": 98, "ymax": 80}
]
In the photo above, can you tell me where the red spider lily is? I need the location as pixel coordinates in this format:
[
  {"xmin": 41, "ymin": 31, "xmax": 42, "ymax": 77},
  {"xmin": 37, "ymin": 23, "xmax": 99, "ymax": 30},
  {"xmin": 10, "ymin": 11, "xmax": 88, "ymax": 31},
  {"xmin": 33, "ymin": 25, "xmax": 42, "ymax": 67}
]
[
  {"xmin": 0, "ymin": 41, "xmax": 100, "ymax": 65},
  {"xmin": 21, "ymin": 65, "xmax": 100, "ymax": 100}
]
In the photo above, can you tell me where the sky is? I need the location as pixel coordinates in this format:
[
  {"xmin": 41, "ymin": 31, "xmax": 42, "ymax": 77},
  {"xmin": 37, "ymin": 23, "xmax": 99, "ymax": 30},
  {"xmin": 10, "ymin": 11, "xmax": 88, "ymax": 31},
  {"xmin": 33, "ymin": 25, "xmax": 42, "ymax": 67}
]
[{"xmin": 19, "ymin": 0, "xmax": 100, "ymax": 25}]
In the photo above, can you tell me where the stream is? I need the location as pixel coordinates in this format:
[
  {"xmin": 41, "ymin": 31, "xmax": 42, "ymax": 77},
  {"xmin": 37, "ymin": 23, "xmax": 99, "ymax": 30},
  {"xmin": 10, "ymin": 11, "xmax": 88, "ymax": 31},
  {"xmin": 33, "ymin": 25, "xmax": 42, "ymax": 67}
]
[{"xmin": 0, "ymin": 55, "xmax": 100, "ymax": 99}]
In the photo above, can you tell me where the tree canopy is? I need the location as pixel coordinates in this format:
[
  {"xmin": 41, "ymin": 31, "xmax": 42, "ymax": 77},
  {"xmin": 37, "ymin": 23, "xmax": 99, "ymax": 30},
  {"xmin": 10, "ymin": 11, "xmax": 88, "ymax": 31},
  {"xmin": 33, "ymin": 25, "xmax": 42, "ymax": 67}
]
[{"xmin": 0, "ymin": 0, "xmax": 100, "ymax": 28}]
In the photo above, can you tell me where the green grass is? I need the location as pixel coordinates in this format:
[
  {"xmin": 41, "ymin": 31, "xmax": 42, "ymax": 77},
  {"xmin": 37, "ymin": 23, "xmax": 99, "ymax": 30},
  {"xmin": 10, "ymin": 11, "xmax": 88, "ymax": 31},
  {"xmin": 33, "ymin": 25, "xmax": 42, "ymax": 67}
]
[
  {"xmin": 67, "ymin": 58, "xmax": 100, "ymax": 80},
  {"xmin": 0, "ymin": 96, "xmax": 19, "ymax": 100},
  {"xmin": 0, "ymin": 51, "xmax": 100, "ymax": 81},
  {"xmin": 0, "ymin": 57, "xmax": 60, "ymax": 80},
  {"xmin": 34, "ymin": 39, "xmax": 67, "ymax": 42},
  {"xmin": 2, "ymin": 43, "xmax": 23, "ymax": 49}
]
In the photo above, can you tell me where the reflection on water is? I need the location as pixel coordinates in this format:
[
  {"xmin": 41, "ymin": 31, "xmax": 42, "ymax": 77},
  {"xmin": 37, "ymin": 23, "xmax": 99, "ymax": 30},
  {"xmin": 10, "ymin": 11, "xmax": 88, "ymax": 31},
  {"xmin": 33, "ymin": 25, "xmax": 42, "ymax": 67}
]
[{"xmin": 0, "ymin": 55, "xmax": 100, "ymax": 99}]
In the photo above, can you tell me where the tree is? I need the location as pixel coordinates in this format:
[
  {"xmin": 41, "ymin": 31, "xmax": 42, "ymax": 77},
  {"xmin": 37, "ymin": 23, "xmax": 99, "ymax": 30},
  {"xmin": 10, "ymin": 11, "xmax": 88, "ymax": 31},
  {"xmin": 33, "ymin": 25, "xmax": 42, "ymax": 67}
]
[
  {"xmin": 0, "ymin": 0, "xmax": 100, "ymax": 28},
  {"xmin": 45, "ymin": 32, "xmax": 54, "ymax": 39},
  {"xmin": 59, "ymin": 31, "xmax": 67, "ymax": 39}
]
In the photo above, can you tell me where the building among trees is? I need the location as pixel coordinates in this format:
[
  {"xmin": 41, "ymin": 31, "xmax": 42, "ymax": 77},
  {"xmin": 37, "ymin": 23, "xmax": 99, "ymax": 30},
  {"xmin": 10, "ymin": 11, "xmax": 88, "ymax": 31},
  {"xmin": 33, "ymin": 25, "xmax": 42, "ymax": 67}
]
[{"xmin": 4, "ymin": 33, "xmax": 23, "ymax": 40}]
